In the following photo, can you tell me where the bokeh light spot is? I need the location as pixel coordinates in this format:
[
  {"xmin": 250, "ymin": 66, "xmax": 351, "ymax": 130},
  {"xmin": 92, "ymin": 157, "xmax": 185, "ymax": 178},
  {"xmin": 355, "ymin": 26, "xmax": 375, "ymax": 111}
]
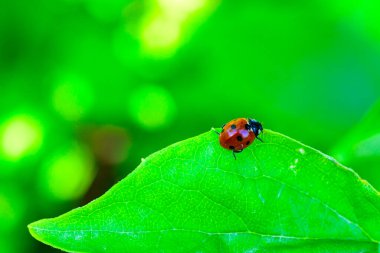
[
  {"xmin": 40, "ymin": 144, "xmax": 95, "ymax": 201},
  {"xmin": 138, "ymin": 0, "xmax": 218, "ymax": 57},
  {"xmin": 0, "ymin": 115, "xmax": 43, "ymax": 161},
  {"xmin": 52, "ymin": 77, "xmax": 94, "ymax": 121},
  {"xmin": 141, "ymin": 17, "xmax": 181, "ymax": 55},
  {"xmin": 128, "ymin": 85, "xmax": 176, "ymax": 130}
]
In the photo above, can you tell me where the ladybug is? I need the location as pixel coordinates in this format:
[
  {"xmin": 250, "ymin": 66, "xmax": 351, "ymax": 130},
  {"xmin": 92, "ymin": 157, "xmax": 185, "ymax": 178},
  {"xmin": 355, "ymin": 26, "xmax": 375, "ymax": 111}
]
[{"xmin": 218, "ymin": 118, "xmax": 263, "ymax": 159}]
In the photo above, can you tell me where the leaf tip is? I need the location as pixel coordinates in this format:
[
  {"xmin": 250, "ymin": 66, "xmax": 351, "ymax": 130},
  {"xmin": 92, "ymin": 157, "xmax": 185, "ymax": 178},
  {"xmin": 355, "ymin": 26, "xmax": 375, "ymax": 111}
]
[
  {"xmin": 28, "ymin": 218, "xmax": 55, "ymax": 246},
  {"xmin": 28, "ymin": 220, "xmax": 43, "ymax": 241},
  {"xmin": 28, "ymin": 218, "xmax": 76, "ymax": 253}
]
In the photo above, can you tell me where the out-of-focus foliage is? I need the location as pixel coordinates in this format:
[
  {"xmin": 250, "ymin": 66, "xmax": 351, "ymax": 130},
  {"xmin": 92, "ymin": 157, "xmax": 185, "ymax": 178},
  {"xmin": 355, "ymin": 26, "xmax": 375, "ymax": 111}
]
[
  {"xmin": 332, "ymin": 100, "xmax": 380, "ymax": 189},
  {"xmin": 0, "ymin": 0, "xmax": 379, "ymax": 252}
]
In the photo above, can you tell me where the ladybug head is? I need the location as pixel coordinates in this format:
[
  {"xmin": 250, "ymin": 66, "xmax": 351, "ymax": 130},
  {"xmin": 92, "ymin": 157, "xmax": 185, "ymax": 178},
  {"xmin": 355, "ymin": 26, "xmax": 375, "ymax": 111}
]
[{"xmin": 248, "ymin": 118, "xmax": 263, "ymax": 137}]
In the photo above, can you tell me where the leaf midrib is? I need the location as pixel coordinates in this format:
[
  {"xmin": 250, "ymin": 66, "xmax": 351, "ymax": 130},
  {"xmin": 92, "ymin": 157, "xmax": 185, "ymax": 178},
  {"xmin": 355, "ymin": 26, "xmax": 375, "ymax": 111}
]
[{"xmin": 29, "ymin": 226, "xmax": 379, "ymax": 244}]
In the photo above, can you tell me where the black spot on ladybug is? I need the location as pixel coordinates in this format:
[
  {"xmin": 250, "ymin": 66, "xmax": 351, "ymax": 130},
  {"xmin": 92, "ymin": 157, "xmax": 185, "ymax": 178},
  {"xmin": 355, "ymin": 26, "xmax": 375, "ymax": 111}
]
[
  {"xmin": 237, "ymin": 135, "xmax": 243, "ymax": 141},
  {"xmin": 245, "ymin": 124, "xmax": 250, "ymax": 130},
  {"xmin": 231, "ymin": 124, "xmax": 236, "ymax": 129},
  {"xmin": 229, "ymin": 145, "xmax": 235, "ymax": 150},
  {"xmin": 246, "ymin": 141, "xmax": 250, "ymax": 145}
]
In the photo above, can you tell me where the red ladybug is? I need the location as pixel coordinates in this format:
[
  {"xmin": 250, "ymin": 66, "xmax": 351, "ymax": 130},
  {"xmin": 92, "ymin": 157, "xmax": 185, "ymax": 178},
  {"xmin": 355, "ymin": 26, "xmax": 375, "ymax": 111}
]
[{"xmin": 218, "ymin": 118, "xmax": 263, "ymax": 159}]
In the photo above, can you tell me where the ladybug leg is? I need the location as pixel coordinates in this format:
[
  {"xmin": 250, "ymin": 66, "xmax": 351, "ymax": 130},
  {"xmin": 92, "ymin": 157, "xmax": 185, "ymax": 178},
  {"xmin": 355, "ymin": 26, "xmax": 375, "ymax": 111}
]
[
  {"xmin": 256, "ymin": 136, "xmax": 264, "ymax": 142},
  {"xmin": 232, "ymin": 150, "xmax": 242, "ymax": 160}
]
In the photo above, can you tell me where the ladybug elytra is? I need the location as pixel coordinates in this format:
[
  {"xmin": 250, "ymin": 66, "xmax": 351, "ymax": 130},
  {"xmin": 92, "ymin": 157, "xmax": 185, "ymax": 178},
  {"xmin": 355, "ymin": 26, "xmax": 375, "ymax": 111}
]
[{"xmin": 218, "ymin": 118, "xmax": 263, "ymax": 159}]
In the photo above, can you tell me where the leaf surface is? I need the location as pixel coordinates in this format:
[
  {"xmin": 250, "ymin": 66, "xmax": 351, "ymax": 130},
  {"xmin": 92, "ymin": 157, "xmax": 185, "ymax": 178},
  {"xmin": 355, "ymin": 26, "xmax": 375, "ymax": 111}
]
[{"xmin": 29, "ymin": 129, "xmax": 380, "ymax": 252}]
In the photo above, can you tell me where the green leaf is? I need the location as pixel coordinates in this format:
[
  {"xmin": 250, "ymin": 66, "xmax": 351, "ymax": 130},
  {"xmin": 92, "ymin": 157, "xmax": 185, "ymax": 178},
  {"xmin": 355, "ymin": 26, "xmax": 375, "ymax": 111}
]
[{"xmin": 28, "ymin": 129, "xmax": 380, "ymax": 252}]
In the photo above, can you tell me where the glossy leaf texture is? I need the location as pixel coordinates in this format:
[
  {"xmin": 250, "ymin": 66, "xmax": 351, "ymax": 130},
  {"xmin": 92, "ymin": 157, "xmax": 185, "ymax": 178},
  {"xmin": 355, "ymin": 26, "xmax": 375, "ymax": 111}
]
[{"xmin": 28, "ymin": 129, "xmax": 380, "ymax": 253}]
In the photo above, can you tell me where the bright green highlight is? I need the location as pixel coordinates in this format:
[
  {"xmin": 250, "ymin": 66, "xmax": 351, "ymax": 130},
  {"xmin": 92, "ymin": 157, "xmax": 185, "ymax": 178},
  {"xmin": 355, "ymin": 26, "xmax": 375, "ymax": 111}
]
[
  {"xmin": 39, "ymin": 143, "xmax": 95, "ymax": 201},
  {"xmin": 28, "ymin": 130, "xmax": 380, "ymax": 252},
  {"xmin": 139, "ymin": 0, "xmax": 218, "ymax": 57},
  {"xmin": 52, "ymin": 77, "xmax": 94, "ymax": 121},
  {"xmin": 0, "ymin": 115, "xmax": 43, "ymax": 161},
  {"xmin": 128, "ymin": 84, "xmax": 176, "ymax": 130}
]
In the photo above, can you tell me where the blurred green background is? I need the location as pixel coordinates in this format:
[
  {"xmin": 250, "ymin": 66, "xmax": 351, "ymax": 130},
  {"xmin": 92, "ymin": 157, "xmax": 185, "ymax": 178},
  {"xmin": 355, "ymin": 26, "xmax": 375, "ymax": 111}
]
[{"xmin": 1, "ymin": 0, "xmax": 380, "ymax": 252}]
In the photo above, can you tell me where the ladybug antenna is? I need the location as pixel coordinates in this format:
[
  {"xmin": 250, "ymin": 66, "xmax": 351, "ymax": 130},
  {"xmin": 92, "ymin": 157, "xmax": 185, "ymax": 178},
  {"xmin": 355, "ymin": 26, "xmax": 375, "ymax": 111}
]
[{"xmin": 211, "ymin": 127, "xmax": 220, "ymax": 135}]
